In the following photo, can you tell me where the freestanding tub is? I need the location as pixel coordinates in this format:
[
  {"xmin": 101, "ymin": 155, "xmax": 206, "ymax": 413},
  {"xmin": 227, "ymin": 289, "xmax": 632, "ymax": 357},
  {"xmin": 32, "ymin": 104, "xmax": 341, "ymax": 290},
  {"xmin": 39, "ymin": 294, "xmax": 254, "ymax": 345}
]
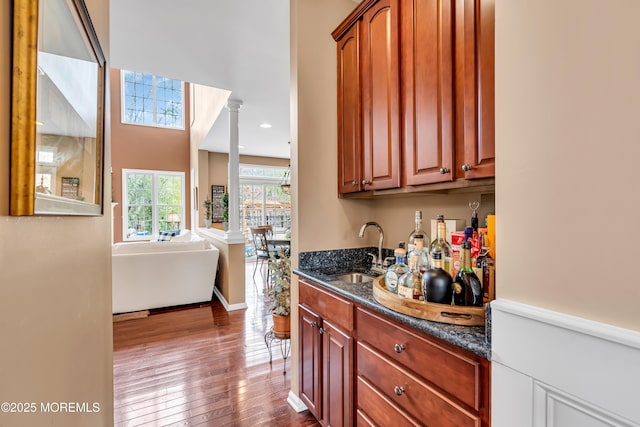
[{"xmin": 112, "ymin": 237, "xmax": 220, "ymax": 314}]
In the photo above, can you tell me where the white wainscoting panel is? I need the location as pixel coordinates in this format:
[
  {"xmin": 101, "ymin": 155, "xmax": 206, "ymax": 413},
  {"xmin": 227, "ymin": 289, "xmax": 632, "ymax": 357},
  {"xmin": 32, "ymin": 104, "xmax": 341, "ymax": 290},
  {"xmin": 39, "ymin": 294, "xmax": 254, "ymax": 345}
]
[{"xmin": 491, "ymin": 299, "xmax": 640, "ymax": 427}]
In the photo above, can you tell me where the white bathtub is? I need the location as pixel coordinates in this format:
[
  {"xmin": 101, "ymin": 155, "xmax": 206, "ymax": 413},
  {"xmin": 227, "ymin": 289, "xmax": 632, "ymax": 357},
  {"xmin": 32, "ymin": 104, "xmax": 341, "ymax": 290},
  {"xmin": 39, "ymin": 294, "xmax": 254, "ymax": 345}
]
[{"xmin": 112, "ymin": 236, "xmax": 220, "ymax": 314}]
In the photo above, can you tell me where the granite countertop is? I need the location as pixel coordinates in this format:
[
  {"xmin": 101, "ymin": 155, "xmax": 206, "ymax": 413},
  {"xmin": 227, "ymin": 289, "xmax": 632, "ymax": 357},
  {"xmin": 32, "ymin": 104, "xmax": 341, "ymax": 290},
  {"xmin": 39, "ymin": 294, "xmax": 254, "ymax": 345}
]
[{"xmin": 295, "ymin": 248, "xmax": 491, "ymax": 360}]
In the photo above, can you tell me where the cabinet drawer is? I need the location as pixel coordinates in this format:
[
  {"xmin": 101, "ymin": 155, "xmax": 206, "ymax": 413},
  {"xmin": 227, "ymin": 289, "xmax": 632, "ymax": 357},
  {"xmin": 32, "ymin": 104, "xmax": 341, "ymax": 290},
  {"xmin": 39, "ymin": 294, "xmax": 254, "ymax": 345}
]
[
  {"xmin": 357, "ymin": 307, "xmax": 480, "ymax": 410},
  {"xmin": 357, "ymin": 341, "xmax": 480, "ymax": 427},
  {"xmin": 357, "ymin": 375, "xmax": 421, "ymax": 427},
  {"xmin": 300, "ymin": 278, "xmax": 354, "ymax": 331}
]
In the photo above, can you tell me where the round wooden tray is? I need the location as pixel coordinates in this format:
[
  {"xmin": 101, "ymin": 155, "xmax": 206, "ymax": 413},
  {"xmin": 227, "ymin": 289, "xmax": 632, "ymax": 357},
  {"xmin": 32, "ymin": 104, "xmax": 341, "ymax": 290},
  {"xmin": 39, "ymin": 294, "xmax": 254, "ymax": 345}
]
[{"xmin": 372, "ymin": 276, "xmax": 485, "ymax": 326}]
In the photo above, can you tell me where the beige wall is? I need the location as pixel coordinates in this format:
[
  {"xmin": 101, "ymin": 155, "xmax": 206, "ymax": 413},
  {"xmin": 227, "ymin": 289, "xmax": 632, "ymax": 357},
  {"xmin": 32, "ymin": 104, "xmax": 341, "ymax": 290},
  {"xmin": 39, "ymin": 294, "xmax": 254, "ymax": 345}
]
[
  {"xmin": 0, "ymin": 0, "xmax": 114, "ymax": 424},
  {"xmin": 206, "ymin": 239, "xmax": 246, "ymax": 306},
  {"xmin": 110, "ymin": 68, "xmax": 191, "ymax": 243},
  {"xmin": 496, "ymin": 0, "xmax": 640, "ymax": 331}
]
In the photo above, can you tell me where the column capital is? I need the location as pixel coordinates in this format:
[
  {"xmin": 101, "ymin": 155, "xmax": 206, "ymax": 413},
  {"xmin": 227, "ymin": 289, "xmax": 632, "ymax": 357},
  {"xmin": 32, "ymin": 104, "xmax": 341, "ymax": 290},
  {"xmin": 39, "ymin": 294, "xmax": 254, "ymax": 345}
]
[{"xmin": 226, "ymin": 99, "xmax": 243, "ymax": 112}]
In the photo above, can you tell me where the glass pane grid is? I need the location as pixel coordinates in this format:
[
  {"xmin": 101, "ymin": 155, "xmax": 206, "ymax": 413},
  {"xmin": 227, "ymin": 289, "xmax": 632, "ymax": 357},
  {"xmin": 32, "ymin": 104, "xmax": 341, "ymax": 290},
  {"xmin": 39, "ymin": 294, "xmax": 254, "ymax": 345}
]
[{"xmin": 122, "ymin": 71, "xmax": 183, "ymax": 129}]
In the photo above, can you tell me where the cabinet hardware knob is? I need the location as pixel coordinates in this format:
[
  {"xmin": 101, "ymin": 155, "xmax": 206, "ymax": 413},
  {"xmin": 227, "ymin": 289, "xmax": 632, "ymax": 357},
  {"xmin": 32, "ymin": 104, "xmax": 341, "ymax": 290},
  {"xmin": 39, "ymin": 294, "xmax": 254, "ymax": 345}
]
[
  {"xmin": 394, "ymin": 344, "xmax": 405, "ymax": 353},
  {"xmin": 309, "ymin": 321, "xmax": 317, "ymax": 328},
  {"xmin": 394, "ymin": 385, "xmax": 406, "ymax": 396},
  {"xmin": 319, "ymin": 327, "xmax": 326, "ymax": 335},
  {"xmin": 352, "ymin": 181, "xmax": 358, "ymax": 186},
  {"xmin": 462, "ymin": 164, "xmax": 473, "ymax": 172},
  {"xmin": 439, "ymin": 167, "xmax": 449, "ymax": 174},
  {"xmin": 361, "ymin": 180, "xmax": 369, "ymax": 185}
]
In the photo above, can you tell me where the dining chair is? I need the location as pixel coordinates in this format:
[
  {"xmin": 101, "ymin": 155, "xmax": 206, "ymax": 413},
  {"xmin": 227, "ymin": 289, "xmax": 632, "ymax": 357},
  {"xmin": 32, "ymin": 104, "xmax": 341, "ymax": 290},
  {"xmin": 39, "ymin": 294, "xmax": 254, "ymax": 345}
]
[{"xmin": 251, "ymin": 227, "xmax": 279, "ymax": 290}]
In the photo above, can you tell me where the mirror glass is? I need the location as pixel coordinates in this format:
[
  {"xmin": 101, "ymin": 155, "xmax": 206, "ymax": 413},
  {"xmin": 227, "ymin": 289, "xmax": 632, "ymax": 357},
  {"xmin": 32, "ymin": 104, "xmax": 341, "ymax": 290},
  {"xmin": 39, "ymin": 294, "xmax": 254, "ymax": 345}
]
[{"xmin": 10, "ymin": 0, "xmax": 105, "ymax": 216}]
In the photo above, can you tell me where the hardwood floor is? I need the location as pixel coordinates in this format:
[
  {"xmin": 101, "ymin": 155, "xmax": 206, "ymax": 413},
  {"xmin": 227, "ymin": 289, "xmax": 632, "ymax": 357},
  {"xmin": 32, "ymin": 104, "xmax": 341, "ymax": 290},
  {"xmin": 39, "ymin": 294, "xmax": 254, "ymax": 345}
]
[{"xmin": 113, "ymin": 261, "xmax": 319, "ymax": 427}]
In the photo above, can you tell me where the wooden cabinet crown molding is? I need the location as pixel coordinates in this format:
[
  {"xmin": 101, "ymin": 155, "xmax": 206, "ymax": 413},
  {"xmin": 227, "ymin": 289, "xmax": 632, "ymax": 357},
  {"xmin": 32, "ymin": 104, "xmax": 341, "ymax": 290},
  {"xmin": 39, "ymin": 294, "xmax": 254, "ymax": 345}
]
[{"xmin": 332, "ymin": 0, "xmax": 380, "ymax": 41}]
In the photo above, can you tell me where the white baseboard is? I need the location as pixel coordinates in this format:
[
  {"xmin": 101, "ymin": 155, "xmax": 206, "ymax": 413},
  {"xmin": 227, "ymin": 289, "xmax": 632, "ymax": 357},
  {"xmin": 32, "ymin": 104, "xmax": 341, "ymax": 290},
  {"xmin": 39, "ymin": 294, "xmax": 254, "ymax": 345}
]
[
  {"xmin": 491, "ymin": 299, "xmax": 640, "ymax": 426},
  {"xmin": 212, "ymin": 286, "xmax": 247, "ymax": 312},
  {"xmin": 287, "ymin": 390, "xmax": 308, "ymax": 413}
]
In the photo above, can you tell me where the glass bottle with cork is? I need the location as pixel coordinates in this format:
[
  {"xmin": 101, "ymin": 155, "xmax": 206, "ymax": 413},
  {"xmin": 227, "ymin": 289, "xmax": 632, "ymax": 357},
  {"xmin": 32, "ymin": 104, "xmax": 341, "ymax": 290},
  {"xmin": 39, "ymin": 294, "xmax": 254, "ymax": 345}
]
[
  {"xmin": 408, "ymin": 210, "xmax": 428, "ymax": 253},
  {"xmin": 453, "ymin": 241, "xmax": 483, "ymax": 306},
  {"xmin": 398, "ymin": 235, "xmax": 427, "ymax": 300},
  {"xmin": 430, "ymin": 219, "xmax": 452, "ymax": 275}
]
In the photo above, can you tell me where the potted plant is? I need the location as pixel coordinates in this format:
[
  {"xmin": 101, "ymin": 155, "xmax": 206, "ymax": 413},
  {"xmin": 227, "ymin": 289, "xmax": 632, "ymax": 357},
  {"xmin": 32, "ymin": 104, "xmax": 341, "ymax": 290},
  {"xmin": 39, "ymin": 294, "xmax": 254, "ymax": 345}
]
[
  {"xmin": 203, "ymin": 198, "xmax": 212, "ymax": 228},
  {"xmin": 267, "ymin": 249, "xmax": 291, "ymax": 337},
  {"xmin": 222, "ymin": 193, "xmax": 229, "ymax": 231}
]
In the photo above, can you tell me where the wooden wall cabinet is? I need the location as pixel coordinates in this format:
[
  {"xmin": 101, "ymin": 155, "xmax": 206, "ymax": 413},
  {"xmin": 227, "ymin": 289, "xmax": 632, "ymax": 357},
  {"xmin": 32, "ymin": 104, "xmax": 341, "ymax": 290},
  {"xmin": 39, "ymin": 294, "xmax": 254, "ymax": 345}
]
[
  {"xmin": 299, "ymin": 278, "xmax": 354, "ymax": 427},
  {"xmin": 455, "ymin": 0, "xmax": 495, "ymax": 179},
  {"xmin": 402, "ymin": 0, "xmax": 454, "ymax": 186},
  {"xmin": 337, "ymin": 24, "xmax": 362, "ymax": 194},
  {"xmin": 334, "ymin": 0, "xmax": 495, "ymax": 195},
  {"xmin": 335, "ymin": 0, "xmax": 401, "ymax": 194}
]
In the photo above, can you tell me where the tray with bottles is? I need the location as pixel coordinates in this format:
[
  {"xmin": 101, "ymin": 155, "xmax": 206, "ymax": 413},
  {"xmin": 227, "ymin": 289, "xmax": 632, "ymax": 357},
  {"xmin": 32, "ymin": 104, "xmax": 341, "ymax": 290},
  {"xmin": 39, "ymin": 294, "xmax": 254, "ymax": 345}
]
[{"xmin": 372, "ymin": 276, "xmax": 486, "ymax": 326}]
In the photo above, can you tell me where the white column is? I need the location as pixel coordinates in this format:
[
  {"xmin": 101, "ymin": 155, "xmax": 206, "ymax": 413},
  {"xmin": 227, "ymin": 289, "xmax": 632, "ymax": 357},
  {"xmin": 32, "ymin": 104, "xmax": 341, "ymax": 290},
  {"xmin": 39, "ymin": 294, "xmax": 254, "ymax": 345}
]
[{"xmin": 226, "ymin": 99, "xmax": 244, "ymax": 241}]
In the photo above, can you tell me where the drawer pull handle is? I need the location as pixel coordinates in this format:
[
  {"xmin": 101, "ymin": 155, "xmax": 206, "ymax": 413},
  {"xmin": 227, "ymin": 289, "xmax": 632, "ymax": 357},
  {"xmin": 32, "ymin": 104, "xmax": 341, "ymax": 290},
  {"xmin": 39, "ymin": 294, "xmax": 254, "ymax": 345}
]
[
  {"xmin": 394, "ymin": 344, "xmax": 406, "ymax": 353},
  {"xmin": 319, "ymin": 327, "xmax": 327, "ymax": 335},
  {"xmin": 394, "ymin": 385, "xmax": 406, "ymax": 396},
  {"xmin": 309, "ymin": 321, "xmax": 317, "ymax": 328},
  {"xmin": 441, "ymin": 312, "xmax": 472, "ymax": 320}
]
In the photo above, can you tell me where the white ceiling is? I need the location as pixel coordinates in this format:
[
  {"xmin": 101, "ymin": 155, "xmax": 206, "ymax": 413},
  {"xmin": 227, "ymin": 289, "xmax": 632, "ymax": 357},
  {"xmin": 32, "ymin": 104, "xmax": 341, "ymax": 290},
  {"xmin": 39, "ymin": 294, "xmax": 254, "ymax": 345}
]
[{"xmin": 110, "ymin": 0, "xmax": 291, "ymax": 159}]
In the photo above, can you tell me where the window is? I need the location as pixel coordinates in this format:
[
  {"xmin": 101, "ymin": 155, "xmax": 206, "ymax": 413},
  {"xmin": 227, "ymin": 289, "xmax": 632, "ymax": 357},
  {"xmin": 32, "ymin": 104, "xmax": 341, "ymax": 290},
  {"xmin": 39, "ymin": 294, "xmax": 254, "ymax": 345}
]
[
  {"xmin": 121, "ymin": 70, "xmax": 184, "ymax": 129},
  {"xmin": 240, "ymin": 165, "xmax": 291, "ymax": 238},
  {"xmin": 122, "ymin": 169, "xmax": 185, "ymax": 240}
]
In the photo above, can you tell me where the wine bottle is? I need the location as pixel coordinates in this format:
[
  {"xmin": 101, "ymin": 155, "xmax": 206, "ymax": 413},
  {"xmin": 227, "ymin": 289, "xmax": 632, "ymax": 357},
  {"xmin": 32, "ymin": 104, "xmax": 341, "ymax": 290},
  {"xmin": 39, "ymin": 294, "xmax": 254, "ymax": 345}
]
[
  {"xmin": 407, "ymin": 210, "xmax": 428, "ymax": 253},
  {"xmin": 453, "ymin": 241, "xmax": 483, "ymax": 306},
  {"xmin": 430, "ymin": 221, "xmax": 452, "ymax": 274},
  {"xmin": 384, "ymin": 243, "xmax": 409, "ymax": 294},
  {"xmin": 430, "ymin": 214, "xmax": 445, "ymax": 247},
  {"xmin": 422, "ymin": 252, "xmax": 453, "ymax": 304},
  {"xmin": 475, "ymin": 240, "xmax": 495, "ymax": 302}
]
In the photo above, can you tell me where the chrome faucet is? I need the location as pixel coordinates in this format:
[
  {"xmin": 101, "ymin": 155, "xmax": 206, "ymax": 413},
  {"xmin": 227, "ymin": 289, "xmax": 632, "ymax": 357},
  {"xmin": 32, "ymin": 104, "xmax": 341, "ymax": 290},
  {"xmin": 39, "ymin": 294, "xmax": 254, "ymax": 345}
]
[{"xmin": 359, "ymin": 221, "xmax": 385, "ymax": 273}]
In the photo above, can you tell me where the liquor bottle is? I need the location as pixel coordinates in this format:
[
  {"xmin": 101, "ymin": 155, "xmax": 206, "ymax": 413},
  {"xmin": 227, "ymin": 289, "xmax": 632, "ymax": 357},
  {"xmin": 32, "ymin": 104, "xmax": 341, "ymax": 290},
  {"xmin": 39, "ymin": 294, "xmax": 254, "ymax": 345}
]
[
  {"xmin": 384, "ymin": 243, "xmax": 409, "ymax": 294},
  {"xmin": 398, "ymin": 244, "xmax": 425, "ymax": 300},
  {"xmin": 430, "ymin": 221, "xmax": 452, "ymax": 274},
  {"xmin": 453, "ymin": 241, "xmax": 483, "ymax": 306},
  {"xmin": 430, "ymin": 214, "xmax": 445, "ymax": 247},
  {"xmin": 411, "ymin": 235, "xmax": 430, "ymax": 273},
  {"xmin": 422, "ymin": 252, "xmax": 453, "ymax": 304},
  {"xmin": 407, "ymin": 210, "xmax": 428, "ymax": 253},
  {"xmin": 475, "ymin": 241, "xmax": 495, "ymax": 302}
]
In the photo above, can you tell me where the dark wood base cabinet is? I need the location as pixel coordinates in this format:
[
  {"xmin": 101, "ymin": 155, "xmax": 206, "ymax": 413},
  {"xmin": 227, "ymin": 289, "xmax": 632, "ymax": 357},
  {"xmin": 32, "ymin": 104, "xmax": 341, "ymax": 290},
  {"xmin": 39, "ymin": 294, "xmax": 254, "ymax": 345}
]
[
  {"xmin": 298, "ymin": 277, "xmax": 490, "ymax": 427},
  {"xmin": 299, "ymin": 279, "xmax": 354, "ymax": 427}
]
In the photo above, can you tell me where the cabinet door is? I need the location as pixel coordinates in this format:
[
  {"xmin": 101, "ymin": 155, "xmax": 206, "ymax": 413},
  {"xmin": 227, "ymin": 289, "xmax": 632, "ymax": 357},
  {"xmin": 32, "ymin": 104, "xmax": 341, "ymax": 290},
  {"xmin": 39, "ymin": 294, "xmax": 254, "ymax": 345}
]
[
  {"xmin": 360, "ymin": 0, "xmax": 401, "ymax": 191},
  {"xmin": 322, "ymin": 319, "xmax": 353, "ymax": 427},
  {"xmin": 457, "ymin": 0, "xmax": 495, "ymax": 179},
  {"xmin": 337, "ymin": 24, "xmax": 362, "ymax": 195},
  {"xmin": 299, "ymin": 304, "xmax": 322, "ymax": 419},
  {"xmin": 402, "ymin": 0, "xmax": 454, "ymax": 185}
]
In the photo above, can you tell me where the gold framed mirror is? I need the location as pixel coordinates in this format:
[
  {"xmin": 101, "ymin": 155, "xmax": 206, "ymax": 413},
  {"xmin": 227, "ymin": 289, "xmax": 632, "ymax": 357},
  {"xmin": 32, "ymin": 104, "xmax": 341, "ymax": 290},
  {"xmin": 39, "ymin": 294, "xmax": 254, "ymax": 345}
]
[{"xmin": 10, "ymin": 0, "xmax": 106, "ymax": 216}]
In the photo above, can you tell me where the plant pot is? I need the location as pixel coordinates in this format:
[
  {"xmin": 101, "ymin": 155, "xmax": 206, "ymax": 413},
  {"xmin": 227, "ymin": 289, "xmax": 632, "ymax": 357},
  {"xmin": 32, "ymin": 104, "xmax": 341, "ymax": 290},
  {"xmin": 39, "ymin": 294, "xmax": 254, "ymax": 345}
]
[
  {"xmin": 272, "ymin": 314, "xmax": 290, "ymax": 338},
  {"xmin": 205, "ymin": 219, "xmax": 212, "ymax": 228},
  {"xmin": 223, "ymin": 221, "xmax": 229, "ymax": 231}
]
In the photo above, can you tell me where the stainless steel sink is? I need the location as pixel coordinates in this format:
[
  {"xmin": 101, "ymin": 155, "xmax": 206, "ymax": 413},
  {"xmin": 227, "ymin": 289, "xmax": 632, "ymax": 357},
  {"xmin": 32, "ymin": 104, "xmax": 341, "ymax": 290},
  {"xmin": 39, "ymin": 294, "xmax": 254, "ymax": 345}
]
[{"xmin": 331, "ymin": 272, "xmax": 376, "ymax": 284}]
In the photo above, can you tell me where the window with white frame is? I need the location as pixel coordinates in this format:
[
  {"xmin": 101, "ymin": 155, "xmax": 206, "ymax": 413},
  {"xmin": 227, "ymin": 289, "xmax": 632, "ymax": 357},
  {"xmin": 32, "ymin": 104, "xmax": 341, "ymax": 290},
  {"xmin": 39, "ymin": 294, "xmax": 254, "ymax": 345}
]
[
  {"xmin": 239, "ymin": 165, "xmax": 291, "ymax": 238},
  {"xmin": 122, "ymin": 169, "xmax": 185, "ymax": 240},
  {"xmin": 121, "ymin": 70, "xmax": 184, "ymax": 129}
]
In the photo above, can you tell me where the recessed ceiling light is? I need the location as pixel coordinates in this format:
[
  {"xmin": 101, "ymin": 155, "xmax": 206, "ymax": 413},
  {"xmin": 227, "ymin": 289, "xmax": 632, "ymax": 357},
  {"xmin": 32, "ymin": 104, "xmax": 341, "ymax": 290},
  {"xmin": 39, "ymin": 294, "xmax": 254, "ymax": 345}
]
[
  {"xmin": 259, "ymin": 123, "xmax": 272, "ymax": 129},
  {"xmin": 238, "ymin": 145, "xmax": 246, "ymax": 149}
]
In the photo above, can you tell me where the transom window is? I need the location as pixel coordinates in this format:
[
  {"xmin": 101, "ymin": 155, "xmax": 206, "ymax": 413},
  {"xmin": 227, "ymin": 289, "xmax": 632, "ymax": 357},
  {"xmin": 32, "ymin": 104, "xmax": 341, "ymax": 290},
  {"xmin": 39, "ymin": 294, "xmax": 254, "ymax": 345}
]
[
  {"xmin": 121, "ymin": 70, "xmax": 184, "ymax": 129},
  {"xmin": 122, "ymin": 169, "xmax": 185, "ymax": 241}
]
